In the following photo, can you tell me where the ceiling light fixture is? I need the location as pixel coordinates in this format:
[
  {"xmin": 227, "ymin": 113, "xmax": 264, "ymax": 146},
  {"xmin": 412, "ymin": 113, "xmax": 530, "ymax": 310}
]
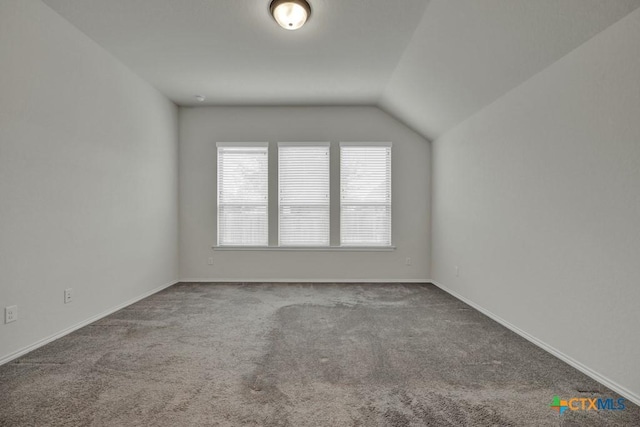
[
  {"xmin": 270, "ymin": 0, "xmax": 311, "ymax": 31},
  {"xmin": 195, "ymin": 95, "xmax": 206, "ymax": 102}
]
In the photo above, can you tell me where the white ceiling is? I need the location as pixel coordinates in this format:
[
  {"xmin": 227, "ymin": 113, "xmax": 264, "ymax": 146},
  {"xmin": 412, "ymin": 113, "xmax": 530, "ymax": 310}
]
[
  {"xmin": 42, "ymin": 0, "xmax": 640, "ymax": 140},
  {"xmin": 40, "ymin": 0, "xmax": 429, "ymax": 106}
]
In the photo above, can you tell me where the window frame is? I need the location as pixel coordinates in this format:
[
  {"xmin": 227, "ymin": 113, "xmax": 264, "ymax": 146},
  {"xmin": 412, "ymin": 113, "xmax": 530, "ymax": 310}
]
[
  {"xmin": 339, "ymin": 142, "xmax": 393, "ymax": 247},
  {"xmin": 216, "ymin": 142, "xmax": 269, "ymax": 247},
  {"xmin": 277, "ymin": 142, "xmax": 331, "ymax": 247}
]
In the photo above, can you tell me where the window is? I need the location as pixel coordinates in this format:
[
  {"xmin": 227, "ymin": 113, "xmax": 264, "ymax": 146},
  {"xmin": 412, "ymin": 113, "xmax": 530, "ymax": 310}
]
[
  {"xmin": 340, "ymin": 143, "xmax": 392, "ymax": 246},
  {"xmin": 217, "ymin": 143, "xmax": 268, "ymax": 246},
  {"xmin": 278, "ymin": 143, "xmax": 330, "ymax": 246},
  {"xmin": 215, "ymin": 141, "xmax": 393, "ymax": 250}
]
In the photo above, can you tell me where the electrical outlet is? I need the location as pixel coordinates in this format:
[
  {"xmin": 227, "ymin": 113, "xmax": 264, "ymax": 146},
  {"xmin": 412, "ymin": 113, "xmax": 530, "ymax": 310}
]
[
  {"xmin": 405, "ymin": 257, "xmax": 412, "ymax": 266},
  {"xmin": 5, "ymin": 306, "xmax": 17, "ymax": 324},
  {"xmin": 208, "ymin": 257, "xmax": 214, "ymax": 266},
  {"xmin": 455, "ymin": 266, "xmax": 460, "ymax": 277},
  {"xmin": 64, "ymin": 288, "xmax": 73, "ymax": 304}
]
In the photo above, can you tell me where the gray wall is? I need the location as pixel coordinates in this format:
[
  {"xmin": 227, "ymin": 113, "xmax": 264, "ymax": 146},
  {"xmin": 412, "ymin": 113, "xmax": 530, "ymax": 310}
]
[
  {"xmin": 0, "ymin": 0, "xmax": 179, "ymax": 362},
  {"xmin": 179, "ymin": 106, "xmax": 431, "ymax": 282},
  {"xmin": 431, "ymin": 9, "xmax": 640, "ymax": 401}
]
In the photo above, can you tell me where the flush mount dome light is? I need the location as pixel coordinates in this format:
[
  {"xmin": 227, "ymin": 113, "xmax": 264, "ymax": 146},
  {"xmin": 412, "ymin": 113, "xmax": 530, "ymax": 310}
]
[{"xmin": 270, "ymin": 0, "xmax": 311, "ymax": 30}]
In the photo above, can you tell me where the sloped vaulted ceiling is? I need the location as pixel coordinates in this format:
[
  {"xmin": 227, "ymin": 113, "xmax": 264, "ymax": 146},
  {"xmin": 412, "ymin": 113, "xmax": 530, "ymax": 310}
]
[
  {"xmin": 42, "ymin": 0, "xmax": 640, "ymax": 140},
  {"xmin": 380, "ymin": 0, "xmax": 640, "ymax": 140}
]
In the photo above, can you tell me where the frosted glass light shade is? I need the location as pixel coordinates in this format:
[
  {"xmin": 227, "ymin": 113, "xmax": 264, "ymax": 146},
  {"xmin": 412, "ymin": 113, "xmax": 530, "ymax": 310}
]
[{"xmin": 270, "ymin": 0, "xmax": 311, "ymax": 30}]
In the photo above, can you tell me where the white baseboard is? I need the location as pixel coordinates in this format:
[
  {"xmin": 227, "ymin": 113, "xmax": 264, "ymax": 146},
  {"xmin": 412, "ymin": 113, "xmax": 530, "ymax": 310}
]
[
  {"xmin": 431, "ymin": 280, "xmax": 640, "ymax": 407},
  {"xmin": 179, "ymin": 278, "xmax": 430, "ymax": 283},
  {"xmin": 0, "ymin": 280, "xmax": 179, "ymax": 367}
]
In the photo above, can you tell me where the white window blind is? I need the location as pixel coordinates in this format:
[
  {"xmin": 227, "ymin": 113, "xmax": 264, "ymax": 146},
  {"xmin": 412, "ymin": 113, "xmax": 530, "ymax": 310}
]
[
  {"xmin": 278, "ymin": 144, "xmax": 330, "ymax": 246},
  {"xmin": 340, "ymin": 144, "xmax": 392, "ymax": 246},
  {"xmin": 217, "ymin": 144, "xmax": 268, "ymax": 246}
]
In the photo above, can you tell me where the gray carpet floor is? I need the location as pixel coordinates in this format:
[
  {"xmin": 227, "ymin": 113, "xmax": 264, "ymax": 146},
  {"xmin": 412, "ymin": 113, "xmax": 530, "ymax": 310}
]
[{"xmin": 0, "ymin": 283, "xmax": 638, "ymax": 426}]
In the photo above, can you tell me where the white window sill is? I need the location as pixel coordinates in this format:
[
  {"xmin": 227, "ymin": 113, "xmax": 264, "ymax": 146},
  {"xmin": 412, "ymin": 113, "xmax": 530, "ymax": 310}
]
[{"xmin": 212, "ymin": 246, "xmax": 396, "ymax": 252}]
